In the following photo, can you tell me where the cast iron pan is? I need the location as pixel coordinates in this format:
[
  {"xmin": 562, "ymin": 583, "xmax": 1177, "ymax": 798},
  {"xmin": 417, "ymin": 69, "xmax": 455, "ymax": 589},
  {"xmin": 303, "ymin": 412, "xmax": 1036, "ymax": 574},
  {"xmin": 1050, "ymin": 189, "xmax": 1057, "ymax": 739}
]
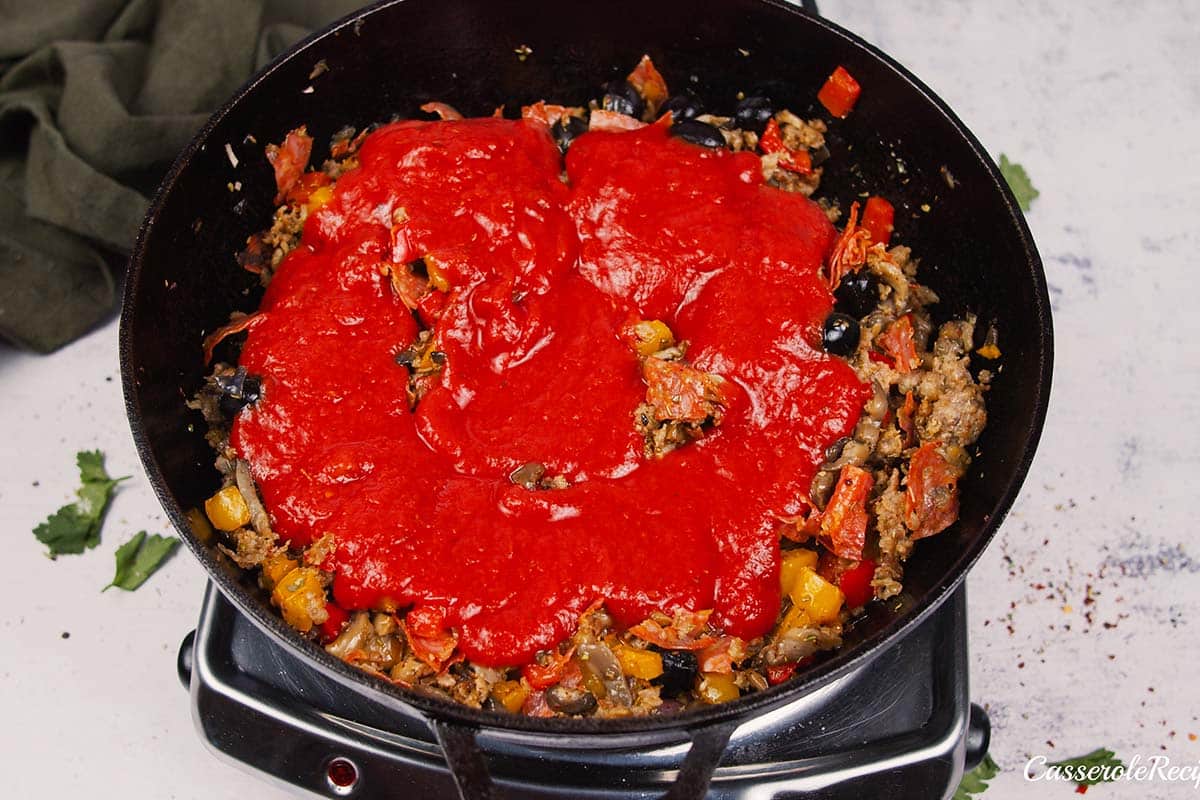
[{"xmin": 120, "ymin": 0, "xmax": 1052, "ymax": 796}]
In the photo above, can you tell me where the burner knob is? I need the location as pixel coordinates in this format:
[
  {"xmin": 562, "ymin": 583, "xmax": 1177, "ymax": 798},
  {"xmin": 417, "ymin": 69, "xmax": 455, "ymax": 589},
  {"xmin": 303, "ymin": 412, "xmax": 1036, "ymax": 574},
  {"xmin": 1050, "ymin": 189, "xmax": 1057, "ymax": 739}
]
[
  {"xmin": 963, "ymin": 703, "xmax": 992, "ymax": 771},
  {"xmin": 177, "ymin": 630, "xmax": 196, "ymax": 688}
]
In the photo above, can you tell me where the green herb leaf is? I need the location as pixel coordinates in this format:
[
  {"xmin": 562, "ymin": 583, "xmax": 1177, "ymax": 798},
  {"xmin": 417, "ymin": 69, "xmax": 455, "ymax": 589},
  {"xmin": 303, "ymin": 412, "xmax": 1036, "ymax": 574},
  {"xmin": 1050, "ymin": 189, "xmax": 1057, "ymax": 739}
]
[
  {"xmin": 1049, "ymin": 748, "xmax": 1125, "ymax": 786},
  {"xmin": 33, "ymin": 450, "xmax": 129, "ymax": 557},
  {"xmin": 953, "ymin": 754, "xmax": 999, "ymax": 800},
  {"xmin": 105, "ymin": 531, "xmax": 180, "ymax": 591},
  {"xmin": 76, "ymin": 450, "xmax": 111, "ymax": 484},
  {"xmin": 998, "ymin": 154, "xmax": 1039, "ymax": 212},
  {"xmin": 33, "ymin": 506, "xmax": 94, "ymax": 556}
]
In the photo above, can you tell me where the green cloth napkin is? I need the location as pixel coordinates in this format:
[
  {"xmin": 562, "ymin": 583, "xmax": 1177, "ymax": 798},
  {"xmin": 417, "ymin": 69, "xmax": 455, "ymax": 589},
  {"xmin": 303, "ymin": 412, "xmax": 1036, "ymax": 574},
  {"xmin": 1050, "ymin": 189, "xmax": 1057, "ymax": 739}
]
[{"xmin": 0, "ymin": 0, "xmax": 363, "ymax": 352}]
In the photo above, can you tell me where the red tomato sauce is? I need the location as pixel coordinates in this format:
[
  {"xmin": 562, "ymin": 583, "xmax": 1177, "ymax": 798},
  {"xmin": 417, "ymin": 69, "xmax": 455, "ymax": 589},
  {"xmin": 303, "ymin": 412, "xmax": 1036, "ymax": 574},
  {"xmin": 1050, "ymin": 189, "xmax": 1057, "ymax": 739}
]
[{"xmin": 230, "ymin": 117, "xmax": 868, "ymax": 666}]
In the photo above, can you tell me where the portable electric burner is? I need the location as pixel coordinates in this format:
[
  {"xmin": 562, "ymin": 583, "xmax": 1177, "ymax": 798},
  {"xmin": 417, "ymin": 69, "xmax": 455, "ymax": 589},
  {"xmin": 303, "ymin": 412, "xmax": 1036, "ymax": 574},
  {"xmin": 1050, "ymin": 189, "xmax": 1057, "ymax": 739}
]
[{"xmin": 176, "ymin": 583, "xmax": 989, "ymax": 799}]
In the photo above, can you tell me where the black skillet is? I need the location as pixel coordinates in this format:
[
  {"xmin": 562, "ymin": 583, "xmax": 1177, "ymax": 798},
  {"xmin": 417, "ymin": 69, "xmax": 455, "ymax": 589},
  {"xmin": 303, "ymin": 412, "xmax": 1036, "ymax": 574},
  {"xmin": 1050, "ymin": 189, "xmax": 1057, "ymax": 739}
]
[{"xmin": 120, "ymin": 0, "xmax": 1052, "ymax": 796}]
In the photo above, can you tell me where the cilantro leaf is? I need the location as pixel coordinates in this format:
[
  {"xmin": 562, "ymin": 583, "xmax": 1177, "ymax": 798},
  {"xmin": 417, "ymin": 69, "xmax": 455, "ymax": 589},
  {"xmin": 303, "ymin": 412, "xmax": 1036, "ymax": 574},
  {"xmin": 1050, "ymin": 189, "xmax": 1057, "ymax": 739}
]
[
  {"xmin": 33, "ymin": 506, "xmax": 94, "ymax": 556},
  {"xmin": 1049, "ymin": 748, "xmax": 1125, "ymax": 786},
  {"xmin": 77, "ymin": 450, "xmax": 111, "ymax": 484},
  {"xmin": 953, "ymin": 754, "xmax": 999, "ymax": 800},
  {"xmin": 33, "ymin": 450, "xmax": 129, "ymax": 557},
  {"xmin": 76, "ymin": 481, "xmax": 118, "ymax": 547},
  {"xmin": 104, "ymin": 531, "xmax": 180, "ymax": 591},
  {"xmin": 998, "ymin": 154, "xmax": 1039, "ymax": 212}
]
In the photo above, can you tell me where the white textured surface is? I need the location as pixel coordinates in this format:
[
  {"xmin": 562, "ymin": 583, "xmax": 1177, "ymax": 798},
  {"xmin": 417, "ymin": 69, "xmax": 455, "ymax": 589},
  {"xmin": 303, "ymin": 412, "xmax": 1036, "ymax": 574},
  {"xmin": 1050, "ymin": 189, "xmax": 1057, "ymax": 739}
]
[
  {"xmin": 1, "ymin": 2, "xmax": 1197, "ymax": 798},
  {"xmin": 818, "ymin": 1, "xmax": 1200, "ymax": 798}
]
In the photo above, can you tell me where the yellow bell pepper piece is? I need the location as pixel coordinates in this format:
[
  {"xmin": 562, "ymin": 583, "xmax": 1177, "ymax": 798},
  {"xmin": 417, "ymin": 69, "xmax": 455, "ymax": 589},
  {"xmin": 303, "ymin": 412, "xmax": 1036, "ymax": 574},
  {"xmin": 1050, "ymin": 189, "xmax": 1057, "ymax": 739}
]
[
  {"xmin": 788, "ymin": 566, "xmax": 844, "ymax": 625},
  {"xmin": 272, "ymin": 567, "xmax": 327, "ymax": 633},
  {"xmin": 614, "ymin": 644, "xmax": 664, "ymax": 680},
  {"xmin": 632, "ymin": 320, "xmax": 675, "ymax": 357},
  {"xmin": 697, "ymin": 672, "xmax": 740, "ymax": 704},
  {"xmin": 582, "ymin": 669, "xmax": 608, "ymax": 699},
  {"xmin": 185, "ymin": 507, "xmax": 216, "ymax": 544},
  {"xmin": 204, "ymin": 485, "xmax": 250, "ymax": 531},
  {"xmin": 424, "ymin": 254, "xmax": 451, "ymax": 292},
  {"xmin": 778, "ymin": 602, "xmax": 811, "ymax": 633},
  {"xmin": 260, "ymin": 552, "xmax": 300, "ymax": 590},
  {"xmin": 779, "ymin": 549, "xmax": 819, "ymax": 596},
  {"xmin": 304, "ymin": 185, "xmax": 334, "ymax": 214},
  {"xmin": 491, "ymin": 680, "xmax": 529, "ymax": 714}
]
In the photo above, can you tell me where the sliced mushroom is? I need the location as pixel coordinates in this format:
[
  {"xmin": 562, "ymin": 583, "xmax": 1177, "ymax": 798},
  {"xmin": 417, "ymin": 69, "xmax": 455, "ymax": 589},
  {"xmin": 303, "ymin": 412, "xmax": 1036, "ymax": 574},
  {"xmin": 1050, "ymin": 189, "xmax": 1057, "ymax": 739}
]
[{"xmin": 577, "ymin": 642, "xmax": 634, "ymax": 707}]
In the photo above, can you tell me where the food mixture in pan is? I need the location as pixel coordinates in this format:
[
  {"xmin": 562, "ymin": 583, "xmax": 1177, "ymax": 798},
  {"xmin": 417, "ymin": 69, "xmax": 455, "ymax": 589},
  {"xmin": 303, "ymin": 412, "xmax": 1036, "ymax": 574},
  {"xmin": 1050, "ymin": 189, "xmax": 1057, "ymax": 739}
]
[{"xmin": 191, "ymin": 57, "xmax": 993, "ymax": 716}]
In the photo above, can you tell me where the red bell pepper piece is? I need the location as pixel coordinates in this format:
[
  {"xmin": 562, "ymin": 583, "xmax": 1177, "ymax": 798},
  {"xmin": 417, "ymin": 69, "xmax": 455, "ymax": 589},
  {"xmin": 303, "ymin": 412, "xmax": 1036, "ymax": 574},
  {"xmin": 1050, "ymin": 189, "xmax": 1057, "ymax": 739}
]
[
  {"xmin": 766, "ymin": 663, "xmax": 798, "ymax": 686},
  {"xmin": 781, "ymin": 496, "xmax": 822, "ymax": 543},
  {"xmin": 420, "ymin": 101, "xmax": 463, "ymax": 121},
  {"xmin": 627, "ymin": 55, "xmax": 669, "ymax": 117},
  {"xmin": 767, "ymin": 655, "xmax": 815, "ymax": 686},
  {"xmin": 825, "ymin": 201, "xmax": 870, "ymax": 292},
  {"xmin": 815, "ymin": 549, "xmax": 841, "ymax": 585},
  {"xmin": 522, "ymin": 688, "xmax": 555, "ymax": 717},
  {"xmin": 588, "ymin": 109, "xmax": 648, "ymax": 131},
  {"xmin": 897, "ymin": 390, "xmax": 917, "ymax": 448},
  {"xmin": 330, "ymin": 127, "xmax": 369, "ymax": 159},
  {"xmin": 643, "ymin": 357, "xmax": 732, "ymax": 424},
  {"xmin": 557, "ymin": 658, "xmax": 586, "ymax": 690},
  {"xmin": 628, "ymin": 609, "xmax": 718, "ymax": 651},
  {"xmin": 697, "ymin": 636, "xmax": 747, "ymax": 675},
  {"xmin": 264, "ymin": 126, "xmax": 313, "ymax": 204},
  {"xmin": 202, "ymin": 312, "xmax": 264, "ymax": 365},
  {"xmin": 521, "ymin": 101, "xmax": 570, "ymax": 128},
  {"xmin": 759, "ymin": 118, "xmax": 785, "ymax": 154},
  {"xmin": 759, "ymin": 119, "xmax": 813, "ymax": 175},
  {"xmin": 402, "ymin": 605, "xmax": 459, "ymax": 672},
  {"xmin": 522, "ymin": 646, "xmax": 576, "ymax": 689},
  {"xmin": 318, "ymin": 602, "xmax": 350, "ymax": 644},
  {"xmin": 817, "ymin": 66, "xmax": 861, "ymax": 118},
  {"xmin": 779, "ymin": 149, "xmax": 813, "ymax": 175},
  {"xmin": 284, "ymin": 170, "xmax": 332, "ymax": 206},
  {"xmin": 838, "ymin": 560, "xmax": 876, "ymax": 609},
  {"xmin": 405, "ymin": 605, "xmax": 445, "ymax": 638},
  {"xmin": 861, "ymin": 196, "xmax": 894, "ymax": 245},
  {"xmin": 877, "ymin": 315, "xmax": 920, "ymax": 373},
  {"xmin": 820, "ymin": 465, "xmax": 874, "ymax": 560},
  {"xmin": 904, "ymin": 443, "xmax": 961, "ymax": 539},
  {"xmin": 868, "ymin": 350, "xmax": 895, "ymax": 368}
]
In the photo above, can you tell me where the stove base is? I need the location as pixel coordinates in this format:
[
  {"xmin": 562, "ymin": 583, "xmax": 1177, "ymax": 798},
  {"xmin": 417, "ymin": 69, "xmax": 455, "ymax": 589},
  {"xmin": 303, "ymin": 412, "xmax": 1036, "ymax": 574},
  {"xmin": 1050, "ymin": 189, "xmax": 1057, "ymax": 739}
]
[{"xmin": 179, "ymin": 584, "xmax": 985, "ymax": 799}]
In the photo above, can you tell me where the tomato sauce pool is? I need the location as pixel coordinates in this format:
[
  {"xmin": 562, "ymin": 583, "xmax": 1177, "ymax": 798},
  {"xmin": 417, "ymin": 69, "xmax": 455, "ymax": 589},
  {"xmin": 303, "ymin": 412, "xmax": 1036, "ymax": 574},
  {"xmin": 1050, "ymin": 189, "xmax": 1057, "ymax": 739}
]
[{"xmin": 230, "ymin": 118, "xmax": 868, "ymax": 666}]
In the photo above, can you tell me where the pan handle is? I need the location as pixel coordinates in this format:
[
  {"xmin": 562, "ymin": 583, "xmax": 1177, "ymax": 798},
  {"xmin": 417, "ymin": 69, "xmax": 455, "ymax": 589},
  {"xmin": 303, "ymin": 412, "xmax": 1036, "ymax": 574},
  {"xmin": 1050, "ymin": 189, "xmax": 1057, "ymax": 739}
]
[
  {"xmin": 431, "ymin": 719, "xmax": 738, "ymax": 800},
  {"xmin": 433, "ymin": 720, "xmax": 498, "ymax": 800},
  {"xmin": 661, "ymin": 722, "xmax": 738, "ymax": 799}
]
